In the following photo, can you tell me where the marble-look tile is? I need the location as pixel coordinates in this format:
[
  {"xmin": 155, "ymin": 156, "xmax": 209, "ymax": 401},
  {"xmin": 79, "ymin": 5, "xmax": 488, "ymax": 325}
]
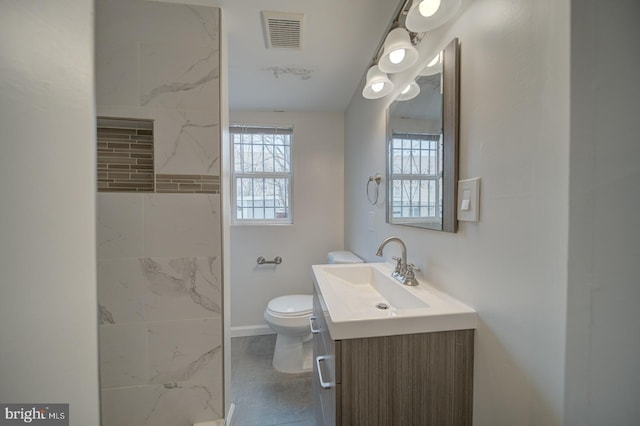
[
  {"xmin": 97, "ymin": 1, "xmax": 219, "ymax": 48},
  {"xmin": 101, "ymin": 378, "xmax": 223, "ymax": 426},
  {"xmin": 97, "ymin": 104, "xmax": 154, "ymax": 121},
  {"xmin": 154, "ymin": 108, "xmax": 220, "ymax": 176},
  {"xmin": 98, "ymin": 259, "xmax": 147, "ymax": 324},
  {"xmin": 144, "ymin": 379, "xmax": 223, "ymax": 426},
  {"xmin": 141, "ymin": 257, "xmax": 222, "ymax": 321},
  {"xmin": 97, "ymin": 193, "xmax": 144, "ymax": 259},
  {"xmin": 143, "ymin": 194, "xmax": 220, "ymax": 258},
  {"xmin": 99, "ymin": 323, "xmax": 148, "ymax": 389},
  {"xmin": 140, "ymin": 42, "xmax": 219, "ymax": 110},
  {"xmin": 95, "ymin": 41, "xmax": 139, "ymax": 107},
  {"xmin": 148, "ymin": 318, "xmax": 222, "ymax": 384}
]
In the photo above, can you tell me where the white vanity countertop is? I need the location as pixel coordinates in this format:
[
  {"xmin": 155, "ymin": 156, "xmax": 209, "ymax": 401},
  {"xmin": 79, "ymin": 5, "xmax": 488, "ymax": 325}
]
[{"xmin": 312, "ymin": 262, "xmax": 477, "ymax": 340}]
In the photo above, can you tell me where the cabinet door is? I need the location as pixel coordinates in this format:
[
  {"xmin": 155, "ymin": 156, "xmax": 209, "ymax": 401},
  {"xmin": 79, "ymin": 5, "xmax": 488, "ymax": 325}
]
[
  {"xmin": 312, "ymin": 285, "xmax": 340, "ymax": 425},
  {"xmin": 340, "ymin": 330, "xmax": 474, "ymax": 425}
]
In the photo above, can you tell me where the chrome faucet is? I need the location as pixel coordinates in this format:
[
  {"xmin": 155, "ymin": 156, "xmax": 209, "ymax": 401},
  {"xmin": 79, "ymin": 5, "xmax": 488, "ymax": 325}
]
[{"xmin": 375, "ymin": 236, "xmax": 420, "ymax": 286}]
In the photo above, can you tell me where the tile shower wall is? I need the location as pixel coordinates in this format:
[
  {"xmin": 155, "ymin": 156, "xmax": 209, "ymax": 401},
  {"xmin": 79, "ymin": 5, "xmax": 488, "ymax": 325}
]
[{"xmin": 95, "ymin": 2, "xmax": 222, "ymax": 425}]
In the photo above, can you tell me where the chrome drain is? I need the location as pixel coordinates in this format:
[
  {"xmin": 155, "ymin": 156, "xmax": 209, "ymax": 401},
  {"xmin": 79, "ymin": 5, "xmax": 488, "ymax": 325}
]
[{"xmin": 375, "ymin": 302, "xmax": 390, "ymax": 310}]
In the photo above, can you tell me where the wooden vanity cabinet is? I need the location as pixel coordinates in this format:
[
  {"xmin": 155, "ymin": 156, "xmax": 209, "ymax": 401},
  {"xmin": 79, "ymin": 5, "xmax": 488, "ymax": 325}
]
[{"xmin": 312, "ymin": 283, "xmax": 474, "ymax": 426}]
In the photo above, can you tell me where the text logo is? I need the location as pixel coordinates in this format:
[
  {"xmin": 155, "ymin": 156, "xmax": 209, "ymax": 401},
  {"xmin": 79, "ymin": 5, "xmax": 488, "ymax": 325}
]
[{"xmin": 0, "ymin": 404, "xmax": 68, "ymax": 425}]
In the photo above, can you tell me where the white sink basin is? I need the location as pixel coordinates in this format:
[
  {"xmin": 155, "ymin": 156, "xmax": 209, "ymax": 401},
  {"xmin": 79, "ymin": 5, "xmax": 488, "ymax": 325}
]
[
  {"xmin": 312, "ymin": 262, "xmax": 477, "ymax": 340},
  {"xmin": 321, "ymin": 264, "xmax": 429, "ymax": 310}
]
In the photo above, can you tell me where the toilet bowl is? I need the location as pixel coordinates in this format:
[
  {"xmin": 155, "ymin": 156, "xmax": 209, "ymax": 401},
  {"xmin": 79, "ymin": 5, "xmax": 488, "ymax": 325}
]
[
  {"xmin": 264, "ymin": 251, "xmax": 363, "ymax": 374},
  {"xmin": 264, "ymin": 294, "xmax": 314, "ymax": 374}
]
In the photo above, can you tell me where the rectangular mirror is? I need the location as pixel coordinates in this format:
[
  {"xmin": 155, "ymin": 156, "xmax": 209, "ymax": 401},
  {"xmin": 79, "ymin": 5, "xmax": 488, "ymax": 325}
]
[{"xmin": 386, "ymin": 38, "xmax": 459, "ymax": 232}]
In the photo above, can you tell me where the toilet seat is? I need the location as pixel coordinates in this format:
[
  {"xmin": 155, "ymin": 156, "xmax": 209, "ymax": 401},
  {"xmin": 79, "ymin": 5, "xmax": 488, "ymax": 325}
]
[{"xmin": 266, "ymin": 295, "xmax": 312, "ymax": 317}]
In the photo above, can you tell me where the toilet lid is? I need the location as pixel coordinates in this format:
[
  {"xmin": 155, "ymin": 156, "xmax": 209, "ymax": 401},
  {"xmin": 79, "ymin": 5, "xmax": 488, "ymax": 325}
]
[{"xmin": 267, "ymin": 295, "xmax": 313, "ymax": 317}]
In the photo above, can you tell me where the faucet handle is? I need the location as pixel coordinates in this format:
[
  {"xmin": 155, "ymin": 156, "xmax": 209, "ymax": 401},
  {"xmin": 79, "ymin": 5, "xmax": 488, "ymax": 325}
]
[
  {"xmin": 391, "ymin": 256, "xmax": 403, "ymax": 275},
  {"xmin": 404, "ymin": 263, "xmax": 420, "ymax": 286},
  {"xmin": 406, "ymin": 263, "xmax": 420, "ymax": 272}
]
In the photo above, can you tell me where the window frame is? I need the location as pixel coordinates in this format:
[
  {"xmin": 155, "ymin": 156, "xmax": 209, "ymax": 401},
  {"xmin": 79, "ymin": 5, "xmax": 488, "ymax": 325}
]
[{"xmin": 230, "ymin": 124, "xmax": 294, "ymax": 225}]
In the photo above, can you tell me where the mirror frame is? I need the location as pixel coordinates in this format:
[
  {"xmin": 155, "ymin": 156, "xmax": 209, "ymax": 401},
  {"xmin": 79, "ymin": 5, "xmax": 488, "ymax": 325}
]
[{"xmin": 386, "ymin": 37, "xmax": 460, "ymax": 233}]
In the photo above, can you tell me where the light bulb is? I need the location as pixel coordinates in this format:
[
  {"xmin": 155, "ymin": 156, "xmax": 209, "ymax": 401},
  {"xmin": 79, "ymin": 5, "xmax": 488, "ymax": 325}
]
[
  {"xmin": 389, "ymin": 48, "xmax": 406, "ymax": 65},
  {"xmin": 419, "ymin": 0, "xmax": 441, "ymax": 17},
  {"xmin": 371, "ymin": 82, "xmax": 385, "ymax": 93},
  {"xmin": 401, "ymin": 84, "xmax": 411, "ymax": 95}
]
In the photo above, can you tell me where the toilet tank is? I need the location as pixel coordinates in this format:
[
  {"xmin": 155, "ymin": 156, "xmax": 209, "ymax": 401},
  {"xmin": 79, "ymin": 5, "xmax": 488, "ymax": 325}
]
[{"xmin": 327, "ymin": 251, "xmax": 363, "ymax": 264}]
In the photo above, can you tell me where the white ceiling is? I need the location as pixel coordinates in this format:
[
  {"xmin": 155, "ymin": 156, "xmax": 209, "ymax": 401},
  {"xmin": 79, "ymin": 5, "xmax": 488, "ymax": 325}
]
[{"xmin": 216, "ymin": 0, "xmax": 402, "ymax": 112}]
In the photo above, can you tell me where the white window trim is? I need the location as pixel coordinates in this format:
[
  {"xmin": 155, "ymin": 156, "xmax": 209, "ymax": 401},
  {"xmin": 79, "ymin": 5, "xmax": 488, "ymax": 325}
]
[{"xmin": 230, "ymin": 124, "xmax": 294, "ymax": 225}]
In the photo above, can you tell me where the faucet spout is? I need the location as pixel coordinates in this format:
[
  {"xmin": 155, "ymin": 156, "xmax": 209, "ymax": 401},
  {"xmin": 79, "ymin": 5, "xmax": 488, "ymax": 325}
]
[
  {"xmin": 376, "ymin": 236, "xmax": 407, "ymax": 265},
  {"xmin": 375, "ymin": 236, "xmax": 419, "ymax": 286}
]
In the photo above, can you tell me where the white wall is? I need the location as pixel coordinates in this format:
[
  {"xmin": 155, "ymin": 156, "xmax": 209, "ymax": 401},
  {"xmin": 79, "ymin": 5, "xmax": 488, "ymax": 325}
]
[
  {"xmin": 230, "ymin": 111, "xmax": 344, "ymax": 330},
  {"xmin": 565, "ymin": 1, "xmax": 640, "ymax": 424},
  {"xmin": 345, "ymin": 0, "xmax": 569, "ymax": 424},
  {"xmin": 0, "ymin": 0, "xmax": 100, "ymax": 424}
]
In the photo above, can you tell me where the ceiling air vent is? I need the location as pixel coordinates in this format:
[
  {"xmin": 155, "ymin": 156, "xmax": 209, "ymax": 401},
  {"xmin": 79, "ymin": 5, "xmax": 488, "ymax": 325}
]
[{"xmin": 261, "ymin": 11, "xmax": 304, "ymax": 50}]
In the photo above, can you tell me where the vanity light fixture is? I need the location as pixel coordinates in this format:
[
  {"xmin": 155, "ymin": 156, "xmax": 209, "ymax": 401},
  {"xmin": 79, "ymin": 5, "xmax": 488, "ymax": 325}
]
[
  {"xmin": 419, "ymin": 51, "xmax": 443, "ymax": 76},
  {"xmin": 377, "ymin": 27, "xmax": 419, "ymax": 74},
  {"xmin": 362, "ymin": 65, "xmax": 395, "ymax": 99},
  {"xmin": 396, "ymin": 80, "xmax": 420, "ymax": 101},
  {"xmin": 418, "ymin": 0, "xmax": 441, "ymax": 17},
  {"xmin": 359, "ymin": 0, "xmax": 463, "ymax": 100},
  {"xmin": 405, "ymin": 0, "xmax": 462, "ymax": 33}
]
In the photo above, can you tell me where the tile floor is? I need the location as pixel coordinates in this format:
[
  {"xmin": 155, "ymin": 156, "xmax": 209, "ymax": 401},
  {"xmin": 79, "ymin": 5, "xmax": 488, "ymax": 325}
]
[{"xmin": 230, "ymin": 335, "xmax": 315, "ymax": 426}]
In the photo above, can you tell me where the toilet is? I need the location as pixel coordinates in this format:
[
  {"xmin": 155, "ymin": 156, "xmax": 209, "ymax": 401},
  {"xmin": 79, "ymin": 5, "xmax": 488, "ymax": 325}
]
[
  {"xmin": 264, "ymin": 250, "xmax": 363, "ymax": 374},
  {"xmin": 264, "ymin": 294, "xmax": 314, "ymax": 374},
  {"xmin": 327, "ymin": 250, "xmax": 364, "ymax": 265}
]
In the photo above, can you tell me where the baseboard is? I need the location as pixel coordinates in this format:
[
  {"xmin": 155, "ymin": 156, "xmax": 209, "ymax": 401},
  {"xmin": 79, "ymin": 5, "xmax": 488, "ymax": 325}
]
[{"xmin": 230, "ymin": 324, "xmax": 275, "ymax": 338}]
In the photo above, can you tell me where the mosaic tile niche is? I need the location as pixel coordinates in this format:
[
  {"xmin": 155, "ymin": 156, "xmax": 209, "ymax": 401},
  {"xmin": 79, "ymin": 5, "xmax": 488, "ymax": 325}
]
[
  {"xmin": 97, "ymin": 118, "xmax": 219, "ymax": 194},
  {"xmin": 97, "ymin": 117, "xmax": 155, "ymax": 192}
]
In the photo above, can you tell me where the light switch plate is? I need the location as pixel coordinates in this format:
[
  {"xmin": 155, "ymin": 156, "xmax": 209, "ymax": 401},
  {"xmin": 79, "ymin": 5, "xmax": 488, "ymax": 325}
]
[{"xmin": 457, "ymin": 177, "xmax": 480, "ymax": 222}]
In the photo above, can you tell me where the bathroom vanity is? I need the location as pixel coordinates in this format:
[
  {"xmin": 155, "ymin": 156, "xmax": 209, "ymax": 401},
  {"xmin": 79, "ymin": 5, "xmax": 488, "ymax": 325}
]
[{"xmin": 311, "ymin": 263, "xmax": 476, "ymax": 425}]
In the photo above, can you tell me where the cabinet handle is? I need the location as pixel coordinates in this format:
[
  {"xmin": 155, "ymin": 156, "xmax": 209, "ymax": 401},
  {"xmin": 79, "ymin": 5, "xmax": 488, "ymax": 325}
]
[
  {"xmin": 316, "ymin": 356, "xmax": 333, "ymax": 389},
  {"xmin": 309, "ymin": 316, "xmax": 320, "ymax": 334}
]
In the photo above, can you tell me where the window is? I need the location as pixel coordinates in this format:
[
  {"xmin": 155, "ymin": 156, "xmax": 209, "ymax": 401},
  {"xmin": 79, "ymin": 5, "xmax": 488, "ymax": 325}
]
[
  {"xmin": 389, "ymin": 131, "xmax": 442, "ymax": 221},
  {"xmin": 230, "ymin": 125, "xmax": 293, "ymax": 224}
]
